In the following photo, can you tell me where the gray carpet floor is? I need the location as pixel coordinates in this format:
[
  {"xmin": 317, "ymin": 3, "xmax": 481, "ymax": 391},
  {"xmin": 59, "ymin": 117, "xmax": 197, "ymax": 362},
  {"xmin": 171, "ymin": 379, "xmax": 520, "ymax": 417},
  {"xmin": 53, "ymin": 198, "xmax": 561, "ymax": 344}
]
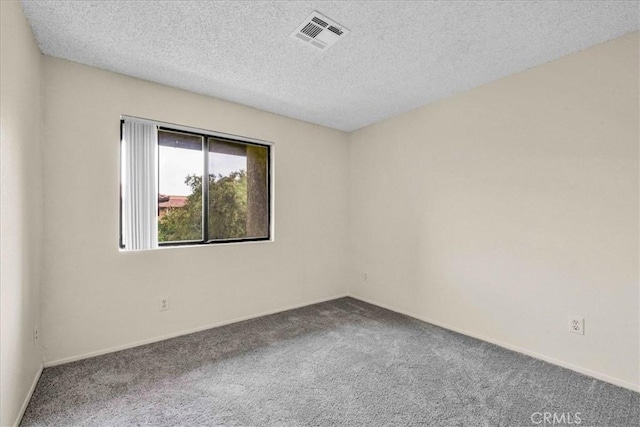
[{"xmin": 22, "ymin": 298, "xmax": 639, "ymax": 426}]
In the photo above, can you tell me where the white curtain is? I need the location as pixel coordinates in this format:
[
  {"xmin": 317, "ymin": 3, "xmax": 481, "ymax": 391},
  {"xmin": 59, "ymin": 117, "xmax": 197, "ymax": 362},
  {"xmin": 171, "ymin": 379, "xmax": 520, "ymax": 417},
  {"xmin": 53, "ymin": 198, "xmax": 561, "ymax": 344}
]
[{"xmin": 122, "ymin": 119, "xmax": 158, "ymax": 250}]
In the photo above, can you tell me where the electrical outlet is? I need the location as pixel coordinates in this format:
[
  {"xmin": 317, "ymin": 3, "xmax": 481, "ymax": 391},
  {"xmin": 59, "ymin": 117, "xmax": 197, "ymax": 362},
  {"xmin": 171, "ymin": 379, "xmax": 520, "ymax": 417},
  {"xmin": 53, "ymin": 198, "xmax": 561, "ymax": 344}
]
[
  {"xmin": 569, "ymin": 316, "xmax": 584, "ymax": 335},
  {"xmin": 160, "ymin": 297, "xmax": 170, "ymax": 311},
  {"xmin": 33, "ymin": 326, "xmax": 39, "ymax": 344}
]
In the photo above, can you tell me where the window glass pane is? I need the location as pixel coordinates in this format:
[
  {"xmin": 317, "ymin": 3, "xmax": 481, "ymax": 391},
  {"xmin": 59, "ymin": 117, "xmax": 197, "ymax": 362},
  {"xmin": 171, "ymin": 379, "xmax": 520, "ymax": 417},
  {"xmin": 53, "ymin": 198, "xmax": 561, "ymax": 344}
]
[
  {"xmin": 208, "ymin": 139, "xmax": 269, "ymax": 240},
  {"xmin": 158, "ymin": 130, "xmax": 203, "ymax": 242}
]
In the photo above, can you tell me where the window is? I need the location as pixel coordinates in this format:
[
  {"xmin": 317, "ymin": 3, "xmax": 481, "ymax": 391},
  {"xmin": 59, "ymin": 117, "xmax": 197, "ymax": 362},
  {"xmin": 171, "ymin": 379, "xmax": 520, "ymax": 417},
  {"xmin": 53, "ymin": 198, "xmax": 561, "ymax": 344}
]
[{"xmin": 120, "ymin": 118, "xmax": 272, "ymax": 250}]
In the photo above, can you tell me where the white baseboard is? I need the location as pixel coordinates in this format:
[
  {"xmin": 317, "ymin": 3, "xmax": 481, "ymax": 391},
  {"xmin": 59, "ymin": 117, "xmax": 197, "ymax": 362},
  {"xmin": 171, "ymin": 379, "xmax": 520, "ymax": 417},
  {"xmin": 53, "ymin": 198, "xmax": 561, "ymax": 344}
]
[
  {"xmin": 13, "ymin": 364, "xmax": 43, "ymax": 427},
  {"xmin": 41, "ymin": 292, "xmax": 640, "ymax": 393},
  {"xmin": 44, "ymin": 294, "xmax": 348, "ymax": 368},
  {"xmin": 349, "ymin": 293, "xmax": 640, "ymax": 393}
]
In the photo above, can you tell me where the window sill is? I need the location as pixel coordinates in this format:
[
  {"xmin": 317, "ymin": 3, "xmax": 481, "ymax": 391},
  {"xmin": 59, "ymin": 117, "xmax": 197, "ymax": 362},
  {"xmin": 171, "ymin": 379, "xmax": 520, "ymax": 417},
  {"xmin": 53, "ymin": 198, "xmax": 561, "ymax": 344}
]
[{"xmin": 119, "ymin": 238, "xmax": 274, "ymax": 252}]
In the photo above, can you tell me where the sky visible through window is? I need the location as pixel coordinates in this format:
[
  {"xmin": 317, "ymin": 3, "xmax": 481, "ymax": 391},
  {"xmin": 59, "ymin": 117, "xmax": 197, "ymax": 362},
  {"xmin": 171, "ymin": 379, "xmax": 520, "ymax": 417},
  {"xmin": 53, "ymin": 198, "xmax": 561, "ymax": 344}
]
[{"xmin": 159, "ymin": 146, "xmax": 246, "ymax": 196}]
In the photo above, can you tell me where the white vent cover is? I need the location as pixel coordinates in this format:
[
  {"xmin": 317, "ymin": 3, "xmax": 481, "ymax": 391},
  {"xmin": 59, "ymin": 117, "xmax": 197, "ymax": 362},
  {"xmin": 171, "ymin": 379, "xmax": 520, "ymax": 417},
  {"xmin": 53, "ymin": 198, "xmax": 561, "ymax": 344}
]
[{"xmin": 290, "ymin": 11, "xmax": 350, "ymax": 50}]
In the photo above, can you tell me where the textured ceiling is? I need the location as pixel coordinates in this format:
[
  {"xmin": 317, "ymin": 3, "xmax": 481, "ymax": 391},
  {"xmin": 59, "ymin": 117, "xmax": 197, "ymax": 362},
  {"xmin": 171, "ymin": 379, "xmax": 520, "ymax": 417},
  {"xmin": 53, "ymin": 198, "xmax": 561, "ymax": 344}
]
[{"xmin": 22, "ymin": 1, "xmax": 639, "ymax": 131}]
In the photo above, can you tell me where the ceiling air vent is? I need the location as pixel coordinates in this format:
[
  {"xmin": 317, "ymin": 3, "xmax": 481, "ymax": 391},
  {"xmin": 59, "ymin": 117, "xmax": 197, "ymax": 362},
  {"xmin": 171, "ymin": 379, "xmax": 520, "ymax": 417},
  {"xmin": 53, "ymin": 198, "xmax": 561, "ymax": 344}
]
[{"xmin": 290, "ymin": 11, "xmax": 350, "ymax": 51}]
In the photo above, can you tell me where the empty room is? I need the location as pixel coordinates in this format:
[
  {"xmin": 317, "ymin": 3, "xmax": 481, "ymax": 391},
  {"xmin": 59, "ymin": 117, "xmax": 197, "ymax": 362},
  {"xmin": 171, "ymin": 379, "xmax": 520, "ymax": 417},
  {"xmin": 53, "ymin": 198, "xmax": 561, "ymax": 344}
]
[{"xmin": 1, "ymin": 1, "xmax": 638, "ymax": 426}]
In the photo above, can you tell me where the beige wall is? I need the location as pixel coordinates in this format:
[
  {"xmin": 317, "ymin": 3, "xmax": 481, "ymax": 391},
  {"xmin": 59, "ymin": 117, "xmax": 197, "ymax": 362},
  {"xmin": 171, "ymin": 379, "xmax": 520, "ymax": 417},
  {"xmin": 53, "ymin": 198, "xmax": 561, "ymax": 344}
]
[
  {"xmin": 348, "ymin": 32, "xmax": 639, "ymax": 390},
  {"xmin": 0, "ymin": 1, "xmax": 45, "ymax": 425},
  {"xmin": 41, "ymin": 57, "xmax": 350, "ymax": 364}
]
